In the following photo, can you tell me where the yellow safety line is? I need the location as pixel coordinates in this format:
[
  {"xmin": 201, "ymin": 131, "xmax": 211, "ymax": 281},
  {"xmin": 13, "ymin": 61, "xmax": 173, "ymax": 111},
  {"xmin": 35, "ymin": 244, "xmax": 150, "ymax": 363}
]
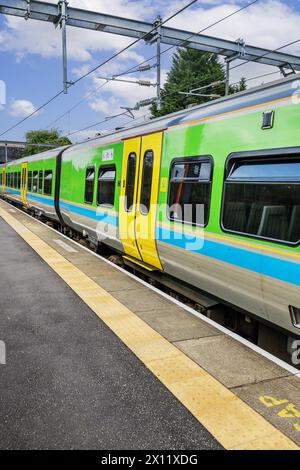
[{"xmin": 0, "ymin": 206, "xmax": 298, "ymax": 451}]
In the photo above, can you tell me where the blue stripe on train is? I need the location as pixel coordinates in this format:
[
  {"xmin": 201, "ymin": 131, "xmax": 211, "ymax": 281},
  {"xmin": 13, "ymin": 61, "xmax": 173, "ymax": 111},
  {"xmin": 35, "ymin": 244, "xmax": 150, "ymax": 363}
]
[
  {"xmin": 6, "ymin": 188, "xmax": 21, "ymax": 196},
  {"xmin": 5, "ymin": 189, "xmax": 298, "ymax": 287},
  {"xmin": 157, "ymin": 226, "xmax": 300, "ymax": 287},
  {"xmin": 59, "ymin": 200, "xmax": 118, "ymax": 227},
  {"xmin": 27, "ymin": 194, "xmax": 54, "ymax": 206}
]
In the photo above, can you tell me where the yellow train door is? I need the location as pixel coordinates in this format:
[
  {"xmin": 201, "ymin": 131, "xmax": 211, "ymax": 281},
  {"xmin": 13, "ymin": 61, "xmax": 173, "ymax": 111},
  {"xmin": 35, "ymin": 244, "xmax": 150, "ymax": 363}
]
[
  {"xmin": 21, "ymin": 163, "xmax": 28, "ymax": 205},
  {"xmin": 119, "ymin": 132, "xmax": 163, "ymax": 270}
]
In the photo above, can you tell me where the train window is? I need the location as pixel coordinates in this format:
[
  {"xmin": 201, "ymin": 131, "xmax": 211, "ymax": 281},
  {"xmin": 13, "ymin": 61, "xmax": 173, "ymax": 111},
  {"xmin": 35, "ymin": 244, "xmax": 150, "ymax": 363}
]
[
  {"xmin": 222, "ymin": 157, "xmax": 300, "ymax": 244},
  {"xmin": 84, "ymin": 167, "xmax": 95, "ymax": 204},
  {"xmin": 125, "ymin": 153, "xmax": 136, "ymax": 212},
  {"xmin": 44, "ymin": 170, "xmax": 53, "ymax": 196},
  {"xmin": 140, "ymin": 150, "xmax": 154, "ymax": 215},
  {"xmin": 97, "ymin": 166, "xmax": 116, "ymax": 207},
  {"xmin": 32, "ymin": 171, "xmax": 38, "ymax": 193},
  {"xmin": 38, "ymin": 170, "xmax": 43, "ymax": 194},
  {"xmin": 168, "ymin": 157, "xmax": 213, "ymax": 226},
  {"xmin": 28, "ymin": 171, "xmax": 33, "ymax": 192},
  {"xmin": 17, "ymin": 172, "xmax": 21, "ymax": 190}
]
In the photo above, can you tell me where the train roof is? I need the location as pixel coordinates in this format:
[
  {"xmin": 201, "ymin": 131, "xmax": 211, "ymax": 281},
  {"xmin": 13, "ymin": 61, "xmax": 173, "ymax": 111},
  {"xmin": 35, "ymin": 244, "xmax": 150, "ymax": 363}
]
[
  {"xmin": 5, "ymin": 145, "xmax": 70, "ymax": 166},
  {"xmin": 4, "ymin": 72, "xmax": 300, "ymax": 165},
  {"xmin": 66, "ymin": 72, "xmax": 300, "ymax": 153}
]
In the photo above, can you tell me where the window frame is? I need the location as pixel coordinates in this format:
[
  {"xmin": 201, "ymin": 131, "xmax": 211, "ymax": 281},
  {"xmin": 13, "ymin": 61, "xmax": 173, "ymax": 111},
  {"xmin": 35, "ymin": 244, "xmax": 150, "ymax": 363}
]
[
  {"xmin": 97, "ymin": 164, "xmax": 116, "ymax": 208},
  {"xmin": 32, "ymin": 171, "xmax": 38, "ymax": 193},
  {"xmin": 167, "ymin": 155, "xmax": 214, "ymax": 228},
  {"xmin": 139, "ymin": 149, "xmax": 154, "ymax": 216},
  {"xmin": 38, "ymin": 170, "xmax": 43, "ymax": 194},
  {"xmin": 220, "ymin": 147, "xmax": 300, "ymax": 247},
  {"xmin": 44, "ymin": 170, "xmax": 53, "ymax": 196},
  {"xmin": 17, "ymin": 172, "xmax": 21, "ymax": 190},
  {"xmin": 28, "ymin": 171, "xmax": 33, "ymax": 192},
  {"xmin": 125, "ymin": 152, "xmax": 137, "ymax": 213},
  {"xmin": 84, "ymin": 166, "xmax": 96, "ymax": 205}
]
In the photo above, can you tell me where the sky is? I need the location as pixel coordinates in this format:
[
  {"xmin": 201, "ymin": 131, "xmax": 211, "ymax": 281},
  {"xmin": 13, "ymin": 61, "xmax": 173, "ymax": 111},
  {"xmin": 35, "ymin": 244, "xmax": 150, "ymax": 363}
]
[{"xmin": 1, "ymin": 0, "xmax": 300, "ymax": 143}]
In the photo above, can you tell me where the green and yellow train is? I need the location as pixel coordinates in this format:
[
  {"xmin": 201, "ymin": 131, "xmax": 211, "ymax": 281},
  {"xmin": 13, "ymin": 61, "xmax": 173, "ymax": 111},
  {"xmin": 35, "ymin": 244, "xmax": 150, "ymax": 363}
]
[{"xmin": 1, "ymin": 74, "xmax": 300, "ymax": 338}]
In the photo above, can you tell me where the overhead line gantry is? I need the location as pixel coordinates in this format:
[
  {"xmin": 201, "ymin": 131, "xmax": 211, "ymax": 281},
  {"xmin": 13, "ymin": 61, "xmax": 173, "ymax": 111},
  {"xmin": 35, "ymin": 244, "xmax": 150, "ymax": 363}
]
[{"xmin": 1, "ymin": 0, "xmax": 300, "ymax": 103}]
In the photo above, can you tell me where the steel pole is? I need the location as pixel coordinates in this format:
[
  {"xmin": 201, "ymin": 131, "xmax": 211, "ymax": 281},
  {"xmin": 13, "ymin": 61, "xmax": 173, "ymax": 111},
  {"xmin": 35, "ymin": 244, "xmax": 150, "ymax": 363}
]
[
  {"xmin": 156, "ymin": 16, "xmax": 162, "ymax": 111},
  {"xmin": 60, "ymin": 0, "xmax": 68, "ymax": 94},
  {"xmin": 225, "ymin": 59, "xmax": 230, "ymax": 96}
]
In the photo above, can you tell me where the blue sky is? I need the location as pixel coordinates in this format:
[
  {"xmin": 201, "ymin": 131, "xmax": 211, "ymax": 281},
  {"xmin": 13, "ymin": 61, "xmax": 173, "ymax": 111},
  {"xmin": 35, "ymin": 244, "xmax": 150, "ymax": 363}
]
[{"xmin": 1, "ymin": 0, "xmax": 300, "ymax": 143}]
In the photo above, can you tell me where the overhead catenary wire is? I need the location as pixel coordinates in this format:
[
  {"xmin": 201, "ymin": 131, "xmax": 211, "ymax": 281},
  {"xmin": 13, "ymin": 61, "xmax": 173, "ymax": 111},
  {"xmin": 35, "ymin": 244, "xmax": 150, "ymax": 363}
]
[
  {"xmin": 45, "ymin": 80, "xmax": 109, "ymax": 130},
  {"xmin": 229, "ymin": 38, "xmax": 300, "ymax": 72},
  {"xmin": 49, "ymin": 0, "xmax": 261, "ymax": 134},
  {"xmin": 0, "ymin": 0, "xmax": 199, "ymax": 138},
  {"xmin": 0, "ymin": 90, "xmax": 64, "ymax": 138},
  {"xmin": 69, "ymin": 111, "xmax": 152, "ymax": 140},
  {"xmin": 69, "ymin": 67, "xmax": 282, "ymax": 141},
  {"xmin": 71, "ymin": 0, "xmax": 200, "ymax": 86}
]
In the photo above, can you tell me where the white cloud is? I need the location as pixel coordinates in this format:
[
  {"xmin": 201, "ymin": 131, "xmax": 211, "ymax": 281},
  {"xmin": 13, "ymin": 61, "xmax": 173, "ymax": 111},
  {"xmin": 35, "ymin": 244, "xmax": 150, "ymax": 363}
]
[
  {"xmin": 0, "ymin": 0, "xmax": 157, "ymax": 62},
  {"xmin": 168, "ymin": 1, "xmax": 300, "ymax": 53},
  {"xmin": 9, "ymin": 99, "xmax": 36, "ymax": 117},
  {"xmin": 1, "ymin": 1, "xmax": 299, "ymax": 86}
]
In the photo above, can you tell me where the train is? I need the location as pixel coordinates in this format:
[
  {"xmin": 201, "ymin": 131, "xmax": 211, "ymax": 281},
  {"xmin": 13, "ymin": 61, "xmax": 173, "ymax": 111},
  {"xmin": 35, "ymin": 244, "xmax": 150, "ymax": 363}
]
[{"xmin": 1, "ymin": 73, "xmax": 300, "ymax": 344}]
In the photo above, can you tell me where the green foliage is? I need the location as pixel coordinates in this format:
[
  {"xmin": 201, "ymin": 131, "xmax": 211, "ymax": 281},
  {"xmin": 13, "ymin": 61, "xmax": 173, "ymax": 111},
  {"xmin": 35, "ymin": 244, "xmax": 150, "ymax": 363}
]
[
  {"xmin": 21, "ymin": 129, "xmax": 71, "ymax": 157},
  {"xmin": 151, "ymin": 49, "xmax": 247, "ymax": 118},
  {"xmin": 229, "ymin": 76, "xmax": 247, "ymax": 94}
]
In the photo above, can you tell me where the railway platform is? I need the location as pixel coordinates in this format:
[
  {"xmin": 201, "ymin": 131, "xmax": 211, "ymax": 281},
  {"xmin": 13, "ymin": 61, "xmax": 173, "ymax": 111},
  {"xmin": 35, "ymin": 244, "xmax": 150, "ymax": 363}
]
[{"xmin": 0, "ymin": 198, "xmax": 299, "ymax": 450}]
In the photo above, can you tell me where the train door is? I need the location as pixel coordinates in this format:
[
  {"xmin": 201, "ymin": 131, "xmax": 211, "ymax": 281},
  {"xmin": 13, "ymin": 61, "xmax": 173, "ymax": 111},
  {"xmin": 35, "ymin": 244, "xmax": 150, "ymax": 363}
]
[
  {"xmin": 119, "ymin": 132, "xmax": 163, "ymax": 270},
  {"xmin": 21, "ymin": 163, "xmax": 28, "ymax": 205}
]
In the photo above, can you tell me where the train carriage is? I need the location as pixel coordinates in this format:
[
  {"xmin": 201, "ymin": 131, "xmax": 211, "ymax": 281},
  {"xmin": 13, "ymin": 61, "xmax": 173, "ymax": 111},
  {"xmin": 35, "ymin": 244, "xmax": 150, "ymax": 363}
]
[
  {"xmin": 4, "ymin": 160, "xmax": 22, "ymax": 205},
  {"xmin": 4, "ymin": 147, "xmax": 68, "ymax": 221},
  {"xmin": 2, "ymin": 74, "xmax": 300, "ymax": 337}
]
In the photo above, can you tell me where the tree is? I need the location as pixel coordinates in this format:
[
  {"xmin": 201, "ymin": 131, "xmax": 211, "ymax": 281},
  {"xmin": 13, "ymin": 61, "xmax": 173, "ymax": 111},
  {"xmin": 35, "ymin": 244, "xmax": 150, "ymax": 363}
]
[
  {"xmin": 21, "ymin": 129, "xmax": 71, "ymax": 157},
  {"xmin": 151, "ymin": 48, "xmax": 247, "ymax": 118}
]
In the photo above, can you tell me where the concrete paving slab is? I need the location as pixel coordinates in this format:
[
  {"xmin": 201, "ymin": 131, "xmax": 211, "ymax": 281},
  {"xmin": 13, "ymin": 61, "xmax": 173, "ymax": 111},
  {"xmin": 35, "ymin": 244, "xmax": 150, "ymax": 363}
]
[
  {"xmin": 287, "ymin": 376, "xmax": 300, "ymax": 390},
  {"xmin": 174, "ymin": 335, "xmax": 289, "ymax": 388},
  {"xmin": 234, "ymin": 376, "xmax": 300, "ymax": 445},
  {"xmin": 91, "ymin": 273, "xmax": 141, "ymax": 293},
  {"xmin": 137, "ymin": 307, "xmax": 222, "ymax": 342},
  {"xmin": 112, "ymin": 287, "xmax": 173, "ymax": 312}
]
